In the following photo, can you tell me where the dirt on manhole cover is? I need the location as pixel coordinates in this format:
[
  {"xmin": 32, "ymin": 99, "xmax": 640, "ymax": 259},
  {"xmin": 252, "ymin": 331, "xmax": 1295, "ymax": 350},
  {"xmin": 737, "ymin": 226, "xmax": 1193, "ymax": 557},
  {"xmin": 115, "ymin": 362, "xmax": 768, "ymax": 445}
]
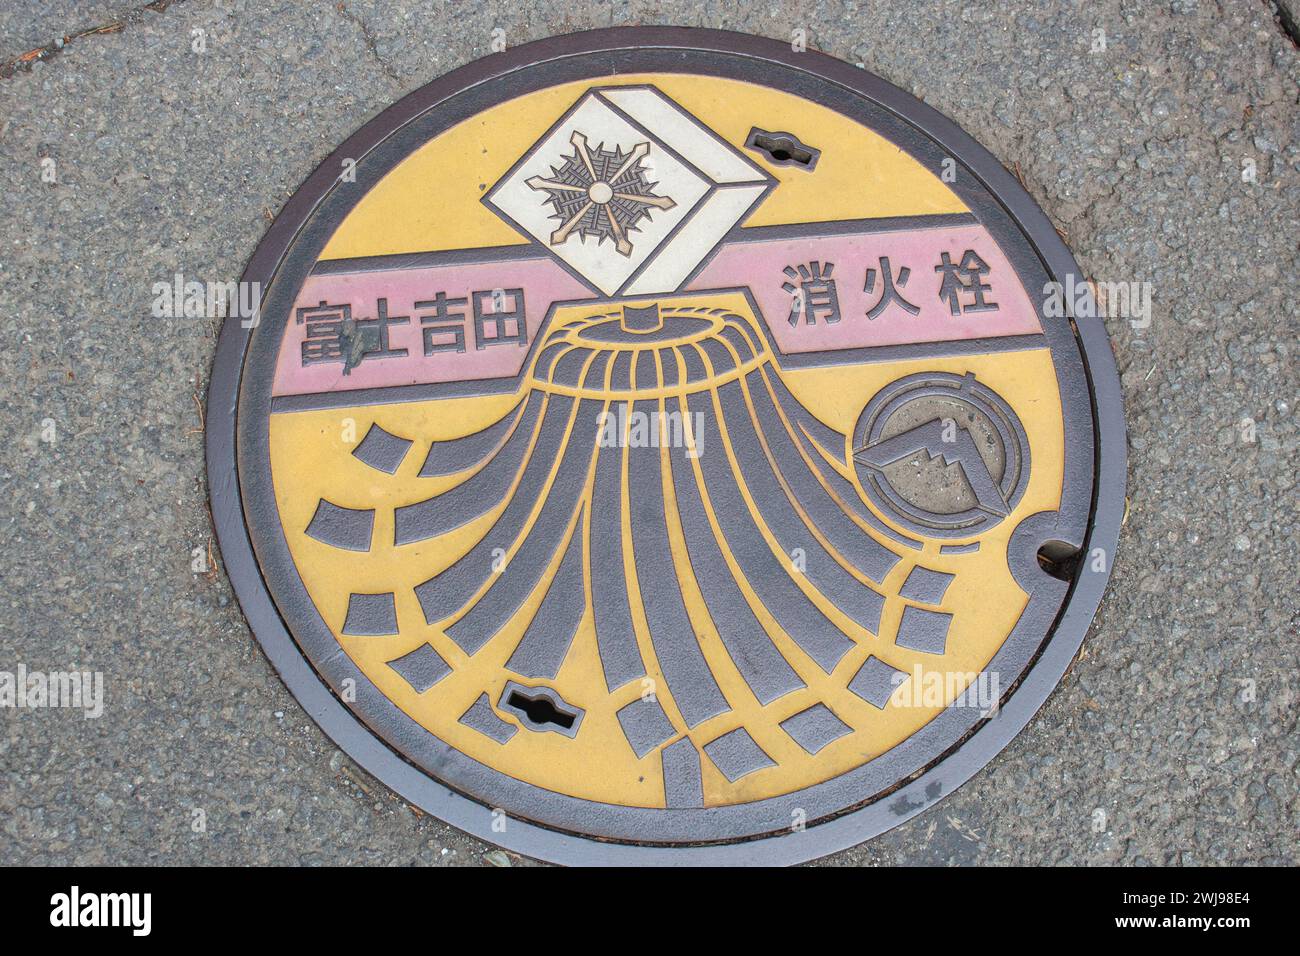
[{"xmin": 207, "ymin": 27, "xmax": 1126, "ymax": 865}]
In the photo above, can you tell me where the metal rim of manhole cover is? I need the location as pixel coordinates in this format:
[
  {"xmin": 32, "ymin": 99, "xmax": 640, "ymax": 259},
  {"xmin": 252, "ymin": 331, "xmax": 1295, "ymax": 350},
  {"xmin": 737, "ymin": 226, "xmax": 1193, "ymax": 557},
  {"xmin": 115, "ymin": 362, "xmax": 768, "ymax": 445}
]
[{"xmin": 207, "ymin": 27, "xmax": 1126, "ymax": 865}]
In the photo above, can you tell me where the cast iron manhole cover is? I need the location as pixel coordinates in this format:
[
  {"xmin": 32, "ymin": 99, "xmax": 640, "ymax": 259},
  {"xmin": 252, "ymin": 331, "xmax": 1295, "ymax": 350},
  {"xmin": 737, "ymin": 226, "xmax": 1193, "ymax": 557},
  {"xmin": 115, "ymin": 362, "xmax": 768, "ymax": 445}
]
[{"xmin": 208, "ymin": 28, "xmax": 1126, "ymax": 864}]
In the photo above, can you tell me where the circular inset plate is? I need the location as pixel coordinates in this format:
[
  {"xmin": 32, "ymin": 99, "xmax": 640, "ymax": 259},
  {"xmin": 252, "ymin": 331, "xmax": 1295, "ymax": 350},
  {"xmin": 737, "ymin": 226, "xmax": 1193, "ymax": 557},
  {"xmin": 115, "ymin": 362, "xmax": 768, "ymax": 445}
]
[{"xmin": 208, "ymin": 28, "xmax": 1126, "ymax": 865}]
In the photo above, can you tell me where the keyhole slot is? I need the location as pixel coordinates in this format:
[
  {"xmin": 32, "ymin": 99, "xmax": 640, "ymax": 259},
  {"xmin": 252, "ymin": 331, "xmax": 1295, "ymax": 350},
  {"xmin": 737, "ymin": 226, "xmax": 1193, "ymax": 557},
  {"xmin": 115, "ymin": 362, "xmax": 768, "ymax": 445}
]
[
  {"xmin": 507, "ymin": 690, "xmax": 574, "ymax": 728},
  {"xmin": 1036, "ymin": 540, "xmax": 1082, "ymax": 582},
  {"xmin": 745, "ymin": 128, "xmax": 820, "ymax": 170},
  {"xmin": 498, "ymin": 681, "xmax": 585, "ymax": 738}
]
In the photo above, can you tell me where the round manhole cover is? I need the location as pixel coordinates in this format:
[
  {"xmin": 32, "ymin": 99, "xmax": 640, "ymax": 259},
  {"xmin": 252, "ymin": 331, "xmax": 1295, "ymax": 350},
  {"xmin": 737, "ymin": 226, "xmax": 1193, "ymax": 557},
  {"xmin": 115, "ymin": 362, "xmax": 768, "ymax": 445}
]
[{"xmin": 208, "ymin": 28, "xmax": 1126, "ymax": 864}]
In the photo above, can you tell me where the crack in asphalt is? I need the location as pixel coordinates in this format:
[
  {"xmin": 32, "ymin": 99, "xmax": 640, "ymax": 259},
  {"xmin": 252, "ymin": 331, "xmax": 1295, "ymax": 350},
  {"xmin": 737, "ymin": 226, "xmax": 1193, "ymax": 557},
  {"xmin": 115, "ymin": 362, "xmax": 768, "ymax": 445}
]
[
  {"xmin": 1267, "ymin": 0, "xmax": 1300, "ymax": 46},
  {"xmin": 335, "ymin": 2, "xmax": 403, "ymax": 85},
  {"xmin": 0, "ymin": 0, "xmax": 187, "ymax": 80}
]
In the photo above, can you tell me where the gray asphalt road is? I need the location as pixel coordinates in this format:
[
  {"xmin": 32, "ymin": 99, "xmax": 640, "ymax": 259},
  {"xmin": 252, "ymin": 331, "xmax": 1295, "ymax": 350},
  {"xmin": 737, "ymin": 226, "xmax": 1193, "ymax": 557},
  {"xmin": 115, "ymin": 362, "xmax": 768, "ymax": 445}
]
[{"xmin": 1, "ymin": 0, "xmax": 1295, "ymax": 866}]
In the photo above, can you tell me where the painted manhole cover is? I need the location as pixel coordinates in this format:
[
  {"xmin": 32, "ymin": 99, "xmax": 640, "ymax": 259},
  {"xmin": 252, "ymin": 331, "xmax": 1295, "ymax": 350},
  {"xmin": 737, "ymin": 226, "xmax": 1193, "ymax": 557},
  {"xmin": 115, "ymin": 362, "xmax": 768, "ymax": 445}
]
[{"xmin": 208, "ymin": 28, "xmax": 1125, "ymax": 864}]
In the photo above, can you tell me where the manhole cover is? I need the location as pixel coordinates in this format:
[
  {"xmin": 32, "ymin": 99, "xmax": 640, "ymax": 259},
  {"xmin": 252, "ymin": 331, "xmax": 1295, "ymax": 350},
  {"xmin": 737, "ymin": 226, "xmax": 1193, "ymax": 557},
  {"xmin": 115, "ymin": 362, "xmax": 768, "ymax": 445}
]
[{"xmin": 208, "ymin": 28, "xmax": 1125, "ymax": 864}]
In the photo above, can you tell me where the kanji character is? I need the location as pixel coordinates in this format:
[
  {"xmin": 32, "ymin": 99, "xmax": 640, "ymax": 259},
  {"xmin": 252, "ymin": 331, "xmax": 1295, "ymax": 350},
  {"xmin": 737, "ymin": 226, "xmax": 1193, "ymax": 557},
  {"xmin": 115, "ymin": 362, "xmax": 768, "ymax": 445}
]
[
  {"xmin": 296, "ymin": 301, "xmax": 350, "ymax": 366},
  {"xmin": 349, "ymin": 297, "xmax": 409, "ymax": 371},
  {"xmin": 782, "ymin": 261, "xmax": 840, "ymax": 326},
  {"xmin": 416, "ymin": 292, "xmax": 468, "ymax": 355},
  {"xmin": 864, "ymin": 256, "xmax": 920, "ymax": 320},
  {"xmin": 472, "ymin": 288, "xmax": 527, "ymax": 349},
  {"xmin": 935, "ymin": 250, "xmax": 999, "ymax": 315}
]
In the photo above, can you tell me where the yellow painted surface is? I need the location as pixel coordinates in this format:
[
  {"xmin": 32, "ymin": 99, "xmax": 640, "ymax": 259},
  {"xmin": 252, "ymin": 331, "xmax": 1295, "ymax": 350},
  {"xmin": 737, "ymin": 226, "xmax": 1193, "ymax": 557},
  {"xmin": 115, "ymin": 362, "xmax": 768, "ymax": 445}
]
[
  {"xmin": 269, "ymin": 291, "xmax": 1063, "ymax": 808},
  {"xmin": 320, "ymin": 74, "xmax": 967, "ymax": 261}
]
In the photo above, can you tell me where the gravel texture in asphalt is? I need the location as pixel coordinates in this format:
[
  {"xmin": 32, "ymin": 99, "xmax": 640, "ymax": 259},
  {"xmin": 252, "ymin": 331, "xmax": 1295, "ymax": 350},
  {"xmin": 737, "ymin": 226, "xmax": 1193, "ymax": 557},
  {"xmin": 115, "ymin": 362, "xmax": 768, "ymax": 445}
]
[{"xmin": 0, "ymin": 0, "xmax": 1295, "ymax": 866}]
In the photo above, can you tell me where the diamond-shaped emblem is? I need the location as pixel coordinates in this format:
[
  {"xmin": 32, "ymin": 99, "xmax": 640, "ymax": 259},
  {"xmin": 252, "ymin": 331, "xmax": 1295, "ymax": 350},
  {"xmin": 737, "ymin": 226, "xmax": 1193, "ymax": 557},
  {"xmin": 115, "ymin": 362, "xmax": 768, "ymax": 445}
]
[{"xmin": 485, "ymin": 85, "xmax": 773, "ymax": 296}]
